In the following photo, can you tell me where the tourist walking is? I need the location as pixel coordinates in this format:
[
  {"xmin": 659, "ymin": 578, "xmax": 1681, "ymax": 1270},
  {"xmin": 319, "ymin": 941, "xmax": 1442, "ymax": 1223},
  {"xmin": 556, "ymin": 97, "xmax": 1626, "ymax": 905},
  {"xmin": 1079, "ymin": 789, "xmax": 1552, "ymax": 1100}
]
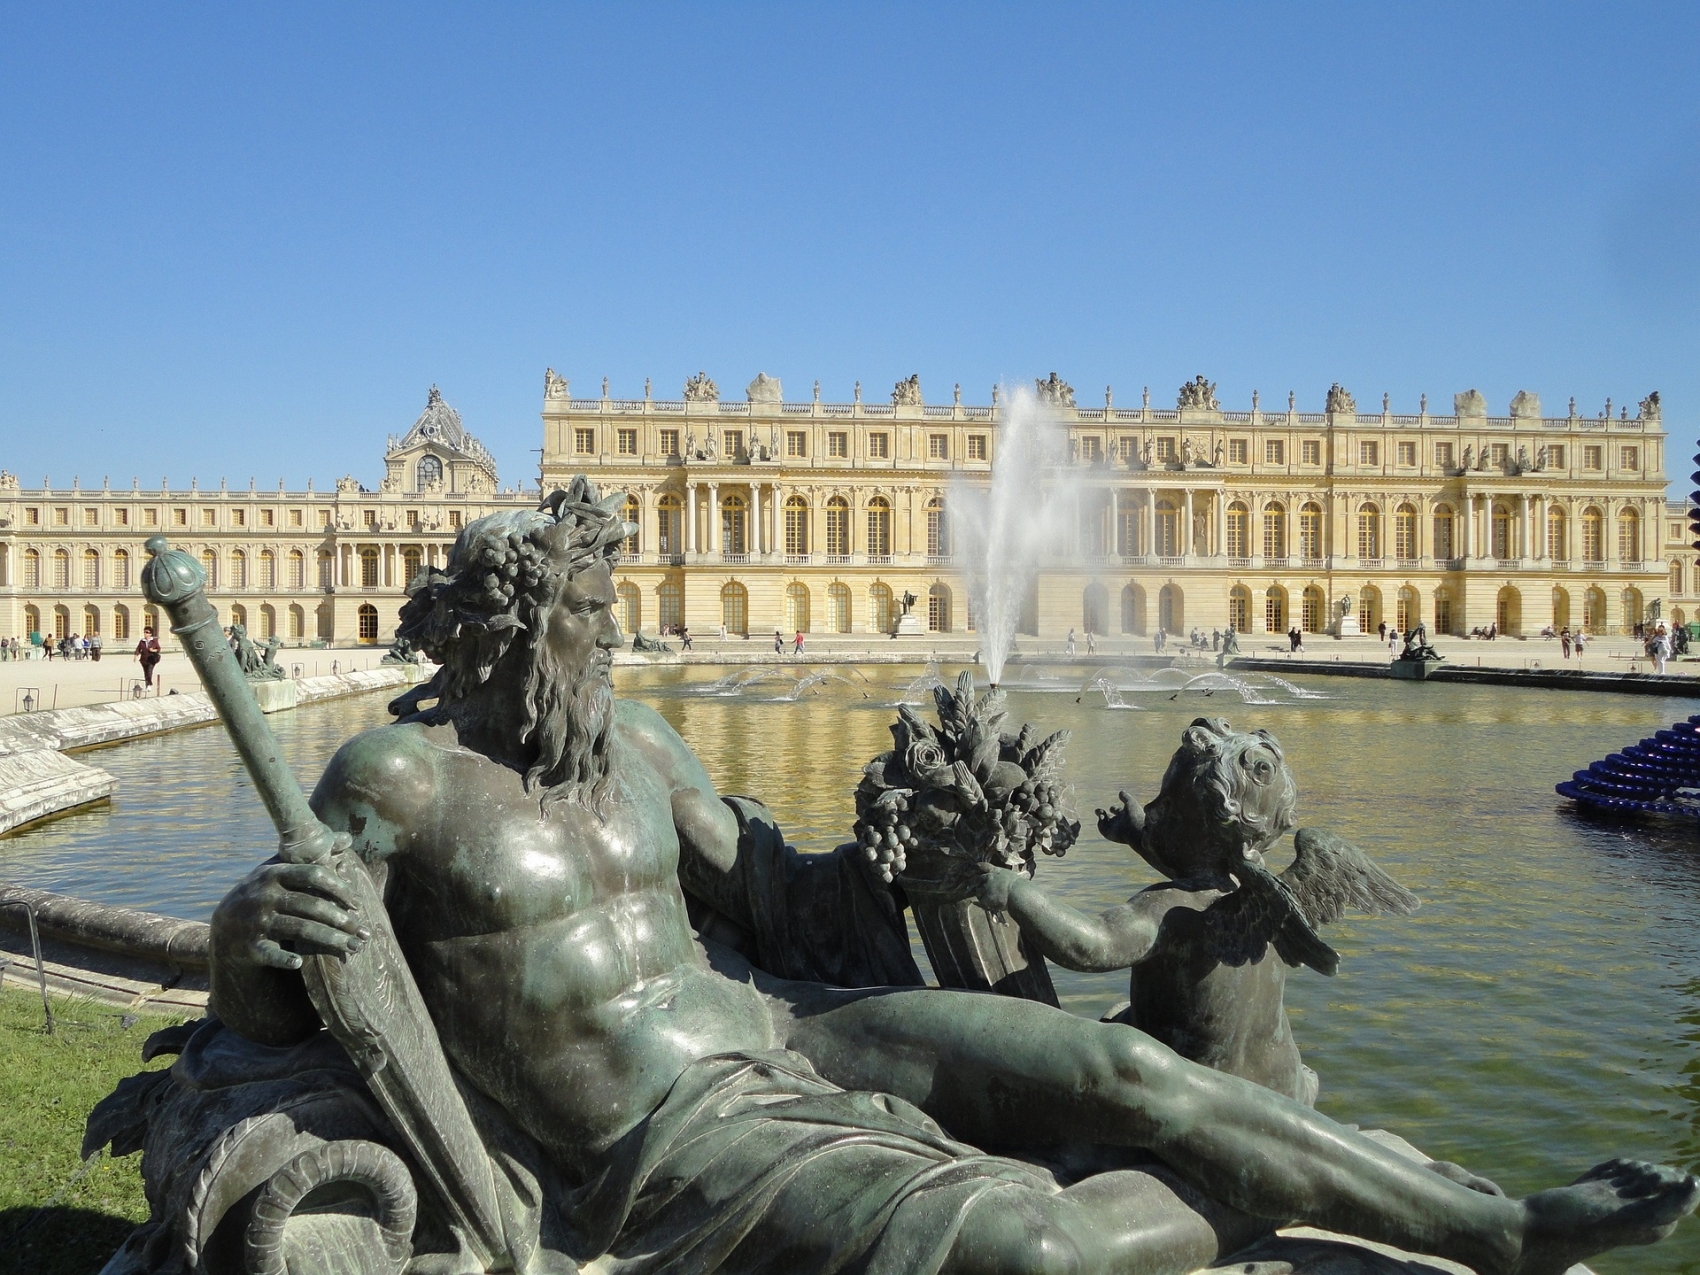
[
  {"xmin": 1288, "ymin": 625, "xmax": 1304, "ymax": 653},
  {"xmin": 1153, "ymin": 628, "xmax": 1165, "ymax": 654},
  {"xmin": 1653, "ymin": 626, "xmax": 1672, "ymax": 675},
  {"xmin": 1065, "ymin": 628, "xmax": 1076, "ymax": 657},
  {"xmin": 90, "ymin": 634, "xmax": 102, "ymax": 662},
  {"xmin": 678, "ymin": 625, "xmax": 693, "ymax": 651},
  {"xmin": 1085, "ymin": 630, "xmax": 1096, "ymax": 656},
  {"xmin": 1561, "ymin": 628, "xmax": 1572, "ymax": 659},
  {"xmin": 1574, "ymin": 629, "xmax": 1586, "ymax": 661},
  {"xmin": 793, "ymin": 630, "xmax": 804, "ymax": 655},
  {"xmin": 774, "ymin": 629, "xmax": 784, "ymax": 655},
  {"xmin": 135, "ymin": 626, "xmax": 161, "ymax": 687}
]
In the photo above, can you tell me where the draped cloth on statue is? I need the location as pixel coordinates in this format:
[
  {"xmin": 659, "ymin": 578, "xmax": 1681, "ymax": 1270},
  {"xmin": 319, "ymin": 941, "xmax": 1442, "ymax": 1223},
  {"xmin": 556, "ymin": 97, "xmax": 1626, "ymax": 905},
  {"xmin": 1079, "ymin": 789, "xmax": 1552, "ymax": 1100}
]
[{"xmin": 553, "ymin": 1049, "xmax": 1064, "ymax": 1275}]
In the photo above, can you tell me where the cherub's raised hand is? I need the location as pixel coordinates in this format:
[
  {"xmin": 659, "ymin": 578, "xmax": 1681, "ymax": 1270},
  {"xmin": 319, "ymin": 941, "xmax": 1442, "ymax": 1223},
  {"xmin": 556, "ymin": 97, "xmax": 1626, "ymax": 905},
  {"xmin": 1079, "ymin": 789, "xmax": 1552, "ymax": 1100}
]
[{"xmin": 1095, "ymin": 789, "xmax": 1145, "ymax": 847}]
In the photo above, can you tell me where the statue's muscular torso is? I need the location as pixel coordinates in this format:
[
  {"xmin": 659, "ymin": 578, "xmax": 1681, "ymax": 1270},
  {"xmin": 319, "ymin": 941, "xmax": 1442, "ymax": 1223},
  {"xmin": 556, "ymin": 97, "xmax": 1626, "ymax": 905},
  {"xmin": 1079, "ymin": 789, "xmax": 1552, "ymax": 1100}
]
[{"xmin": 309, "ymin": 699, "xmax": 774, "ymax": 1175}]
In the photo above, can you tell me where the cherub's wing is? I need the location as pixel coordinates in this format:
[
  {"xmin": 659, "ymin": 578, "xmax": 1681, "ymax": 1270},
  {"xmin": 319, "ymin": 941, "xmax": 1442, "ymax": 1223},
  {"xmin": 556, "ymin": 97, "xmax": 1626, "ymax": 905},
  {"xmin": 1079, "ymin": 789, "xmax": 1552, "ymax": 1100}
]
[
  {"xmin": 1282, "ymin": 828, "xmax": 1421, "ymax": 929},
  {"xmin": 1197, "ymin": 862, "xmax": 1340, "ymax": 976}
]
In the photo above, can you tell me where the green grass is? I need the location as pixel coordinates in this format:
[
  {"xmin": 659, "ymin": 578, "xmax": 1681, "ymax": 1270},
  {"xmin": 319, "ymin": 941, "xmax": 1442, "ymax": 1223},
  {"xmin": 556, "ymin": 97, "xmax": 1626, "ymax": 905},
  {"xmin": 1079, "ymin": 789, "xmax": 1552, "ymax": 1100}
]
[{"xmin": 0, "ymin": 987, "xmax": 191, "ymax": 1274}]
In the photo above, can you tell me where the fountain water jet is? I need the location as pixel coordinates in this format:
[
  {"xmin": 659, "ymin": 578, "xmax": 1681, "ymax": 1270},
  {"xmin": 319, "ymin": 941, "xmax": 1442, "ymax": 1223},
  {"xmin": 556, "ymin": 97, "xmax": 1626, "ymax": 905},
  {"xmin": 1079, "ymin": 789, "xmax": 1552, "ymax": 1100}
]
[{"xmin": 953, "ymin": 385, "xmax": 1081, "ymax": 687}]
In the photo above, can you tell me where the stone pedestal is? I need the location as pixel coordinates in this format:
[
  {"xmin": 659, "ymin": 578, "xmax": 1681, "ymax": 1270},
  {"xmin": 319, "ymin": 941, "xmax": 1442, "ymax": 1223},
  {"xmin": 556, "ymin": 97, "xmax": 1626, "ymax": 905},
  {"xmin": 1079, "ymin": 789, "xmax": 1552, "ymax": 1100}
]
[
  {"xmin": 894, "ymin": 612, "xmax": 926, "ymax": 637},
  {"xmin": 249, "ymin": 679, "xmax": 299, "ymax": 713},
  {"xmin": 1335, "ymin": 616, "xmax": 1361, "ymax": 638}
]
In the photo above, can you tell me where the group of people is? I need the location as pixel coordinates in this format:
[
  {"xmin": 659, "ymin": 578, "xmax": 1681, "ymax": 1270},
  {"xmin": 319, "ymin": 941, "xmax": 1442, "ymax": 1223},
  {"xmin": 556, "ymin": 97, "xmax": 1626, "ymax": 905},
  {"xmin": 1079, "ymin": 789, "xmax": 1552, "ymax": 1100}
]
[
  {"xmin": 32, "ymin": 632, "xmax": 105, "ymax": 661},
  {"xmin": 773, "ymin": 629, "xmax": 806, "ymax": 655},
  {"xmin": 1062, "ymin": 627, "xmax": 1097, "ymax": 656}
]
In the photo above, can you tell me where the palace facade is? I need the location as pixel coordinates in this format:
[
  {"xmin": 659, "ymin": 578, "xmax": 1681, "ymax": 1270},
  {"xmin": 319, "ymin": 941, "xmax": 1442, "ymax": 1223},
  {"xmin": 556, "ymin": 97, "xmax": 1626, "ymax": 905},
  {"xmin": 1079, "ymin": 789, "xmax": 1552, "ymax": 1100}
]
[
  {"xmin": 543, "ymin": 372, "xmax": 1679, "ymax": 642},
  {"xmin": 0, "ymin": 387, "xmax": 531, "ymax": 647},
  {"xmin": 0, "ymin": 374, "xmax": 1687, "ymax": 649}
]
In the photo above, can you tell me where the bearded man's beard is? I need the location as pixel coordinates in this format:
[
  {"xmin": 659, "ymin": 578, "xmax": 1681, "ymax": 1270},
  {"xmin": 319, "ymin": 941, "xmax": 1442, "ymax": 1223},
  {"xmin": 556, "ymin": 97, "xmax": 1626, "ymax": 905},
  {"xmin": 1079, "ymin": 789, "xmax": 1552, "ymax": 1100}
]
[{"xmin": 519, "ymin": 638, "xmax": 616, "ymax": 812}]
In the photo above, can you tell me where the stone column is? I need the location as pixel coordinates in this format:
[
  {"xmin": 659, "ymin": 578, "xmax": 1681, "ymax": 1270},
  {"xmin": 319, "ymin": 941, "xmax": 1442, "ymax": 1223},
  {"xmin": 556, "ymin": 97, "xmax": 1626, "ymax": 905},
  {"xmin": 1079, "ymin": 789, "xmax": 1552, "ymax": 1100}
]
[
  {"xmin": 1143, "ymin": 490, "xmax": 1155, "ymax": 560},
  {"xmin": 1517, "ymin": 494, "xmax": 1530, "ymax": 561},
  {"xmin": 1606, "ymin": 498, "xmax": 1619, "ymax": 570},
  {"xmin": 1182, "ymin": 489, "xmax": 1194, "ymax": 559},
  {"xmin": 1213, "ymin": 491, "xmax": 1226, "ymax": 558},
  {"xmin": 708, "ymin": 483, "xmax": 721, "ymax": 554},
  {"xmin": 1458, "ymin": 493, "xmax": 1471, "ymax": 561},
  {"xmin": 684, "ymin": 483, "xmax": 697, "ymax": 554}
]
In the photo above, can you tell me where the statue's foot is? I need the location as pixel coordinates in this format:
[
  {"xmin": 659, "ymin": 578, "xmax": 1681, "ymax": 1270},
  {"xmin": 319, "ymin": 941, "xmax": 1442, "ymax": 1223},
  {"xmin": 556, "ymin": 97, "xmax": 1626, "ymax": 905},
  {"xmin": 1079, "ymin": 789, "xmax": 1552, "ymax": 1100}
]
[
  {"xmin": 1426, "ymin": 1159, "xmax": 1505, "ymax": 1197},
  {"xmin": 1511, "ymin": 1159, "xmax": 1698, "ymax": 1275}
]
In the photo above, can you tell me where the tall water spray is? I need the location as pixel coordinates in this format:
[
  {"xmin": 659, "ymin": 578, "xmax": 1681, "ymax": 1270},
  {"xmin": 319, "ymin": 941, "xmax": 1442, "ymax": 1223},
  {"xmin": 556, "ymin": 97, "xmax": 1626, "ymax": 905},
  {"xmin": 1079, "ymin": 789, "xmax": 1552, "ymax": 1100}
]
[{"xmin": 953, "ymin": 385, "xmax": 1082, "ymax": 686}]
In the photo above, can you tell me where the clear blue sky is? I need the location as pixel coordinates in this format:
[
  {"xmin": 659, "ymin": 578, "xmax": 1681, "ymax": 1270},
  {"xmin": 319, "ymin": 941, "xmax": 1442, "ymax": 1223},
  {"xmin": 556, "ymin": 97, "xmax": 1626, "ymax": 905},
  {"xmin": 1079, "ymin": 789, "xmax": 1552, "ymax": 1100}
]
[{"xmin": 3, "ymin": 4, "xmax": 1699, "ymax": 494}]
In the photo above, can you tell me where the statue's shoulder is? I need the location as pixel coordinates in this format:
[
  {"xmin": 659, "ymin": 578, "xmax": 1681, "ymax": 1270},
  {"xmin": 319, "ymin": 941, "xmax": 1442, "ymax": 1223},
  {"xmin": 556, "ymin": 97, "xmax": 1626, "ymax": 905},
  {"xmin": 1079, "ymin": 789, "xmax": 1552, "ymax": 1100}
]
[
  {"xmin": 313, "ymin": 721, "xmax": 442, "ymax": 830},
  {"xmin": 613, "ymin": 698, "xmax": 683, "ymax": 749}
]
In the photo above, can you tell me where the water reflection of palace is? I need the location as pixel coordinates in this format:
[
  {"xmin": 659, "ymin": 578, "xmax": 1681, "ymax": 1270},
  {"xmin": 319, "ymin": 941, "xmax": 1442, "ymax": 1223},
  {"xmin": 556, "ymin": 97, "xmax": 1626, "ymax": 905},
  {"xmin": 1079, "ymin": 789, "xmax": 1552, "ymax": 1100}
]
[{"xmin": 0, "ymin": 373, "xmax": 1687, "ymax": 646}]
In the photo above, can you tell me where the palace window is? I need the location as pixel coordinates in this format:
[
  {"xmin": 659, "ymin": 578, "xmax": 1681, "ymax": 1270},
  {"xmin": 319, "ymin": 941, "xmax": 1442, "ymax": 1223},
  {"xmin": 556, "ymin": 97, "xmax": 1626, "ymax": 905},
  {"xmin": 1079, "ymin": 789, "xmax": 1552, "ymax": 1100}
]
[
  {"xmin": 621, "ymin": 497, "xmax": 640, "ymax": 555},
  {"xmin": 200, "ymin": 550, "xmax": 217, "ymax": 589},
  {"xmin": 1077, "ymin": 436, "xmax": 1101, "ymax": 463},
  {"xmin": 1397, "ymin": 442, "xmax": 1417, "ymax": 466},
  {"xmin": 22, "ymin": 550, "xmax": 40, "ymax": 589},
  {"xmin": 1491, "ymin": 444, "xmax": 1509, "ymax": 468},
  {"xmin": 720, "ymin": 495, "xmax": 747, "ymax": 555},
  {"xmin": 1395, "ymin": 504, "xmax": 1418, "ymax": 560},
  {"xmin": 967, "ymin": 435, "xmax": 987, "ymax": 460},
  {"xmin": 54, "ymin": 507, "xmax": 68, "ymax": 526},
  {"xmin": 449, "ymin": 511, "xmax": 462, "ymax": 528},
  {"xmin": 361, "ymin": 548, "xmax": 379, "ymax": 588},
  {"xmin": 828, "ymin": 432, "xmax": 848, "ymax": 458},
  {"xmin": 1300, "ymin": 503, "xmax": 1323, "ymax": 560},
  {"xmin": 1302, "ymin": 440, "xmax": 1321, "ymax": 465},
  {"xmin": 659, "ymin": 429, "xmax": 679, "ymax": 457},
  {"xmin": 1621, "ymin": 446, "xmax": 1640, "ymax": 471},
  {"xmin": 407, "ymin": 509, "xmax": 420, "ymax": 529},
  {"xmin": 260, "ymin": 550, "xmax": 276, "ymax": 588},
  {"xmin": 143, "ymin": 508, "xmax": 158, "ymax": 526},
  {"xmin": 1618, "ymin": 508, "xmax": 1642, "ymax": 563},
  {"xmin": 24, "ymin": 507, "xmax": 38, "ymax": 525},
  {"xmin": 1548, "ymin": 445, "xmax": 1565, "ymax": 468},
  {"xmin": 723, "ymin": 430, "xmax": 743, "ymax": 458},
  {"xmin": 926, "ymin": 498, "xmax": 949, "ymax": 557},
  {"xmin": 359, "ymin": 604, "xmax": 378, "ymax": 643},
  {"xmin": 201, "ymin": 508, "xmax": 216, "ymax": 526},
  {"xmin": 1228, "ymin": 439, "xmax": 1248, "ymax": 464},
  {"xmin": 1435, "ymin": 442, "xmax": 1453, "ymax": 468},
  {"xmin": 867, "ymin": 433, "xmax": 889, "ymax": 459},
  {"xmin": 1263, "ymin": 504, "xmax": 1286, "ymax": 559},
  {"xmin": 786, "ymin": 431, "xmax": 807, "ymax": 457},
  {"xmin": 83, "ymin": 507, "xmax": 98, "ymax": 526},
  {"xmin": 260, "ymin": 508, "xmax": 274, "ymax": 526},
  {"xmin": 1264, "ymin": 439, "xmax": 1284, "ymax": 465},
  {"xmin": 230, "ymin": 550, "xmax": 247, "ymax": 589},
  {"xmin": 416, "ymin": 455, "xmax": 443, "ymax": 489},
  {"xmin": 784, "ymin": 497, "xmax": 809, "ymax": 556},
  {"xmin": 1357, "ymin": 503, "xmax": 1381, "ymax": 559},
  {"xmin": 289, "ymin": 550, "xmax": 305, "ymax": 589},
  {"xmin": 319, "ymin": 552, "xmax": 334, "ymax": 589},
  {"xmin": 1491, "ymin": 504, "xmax": 1513, "ymax": 559},
  {"xmin": 1583, "ymin": 445, "xmax": 1602, "ymax": 470},
  {"xmin": 1226, "ymin": 503, "xmax": 1249, "ymax": 558},
  {"xmin": 656, "ymin": 496, "xmax": 681, "ymax": 554},
  {"xmin": 363, "ymin": 509, "xmax": 377, "ymax": 529},
  {"xmin": 1228, "ymin": 586, "xmax": 1251, "ymax": 633},
  {"xmin": 1265, "ymin": 586, "xmax": 1286, "ymax": 634},
  {"xmin": 173, "ymin": 508, "xmax": 188, "ymax": 526},
  {"xmin": 1117, "ymin": 436, "xmax": 1137, "ymax": 462},
  {"xmin": 83, "ymin": 549, "xmax": 99, "ymax": 589},
  {"xmin": 1358, "ymin": 441, "xmax": 1379, "ymax": 466},
  {"xmin": 231, "ymin": 508, "xmax": 246, "ymax": 527},
  {"xmin": 115, "ymin": 508, "xmax": 129, "ymax": 526},
  {"xmin": 113, "ymin": 550, "xmax": 130, "ymax": 590},
  {"xmin": 320, "ymin": 509, "xmax": 333, "ymax": 528},
  {"xmin": 825, "ymin": 497, "xmax": 850, "ymax": 555},
  {"xmin": 617, "ymin": 428, "xmax": 638, "ymax": 455},
  {"xmin": 1434, "ymin": 506, "xmax": 1455, "ymax": 560},
  {"xmin": 289, "ymin": 509, "xmax": 303, "ymax": 527},
  {"xmin": 1581, "ymin": 507, "xmax": 1604, "ymax": 562},
  {"xmin": 928, "ymin": 434, "xmax": 948, "ymax": 459},
  {"xmin": 1155, "ymin": 437, "xmax": 1176, "ymax": 462},
  {"xmin": 1548, "ymin": 508, "xmax": 1568, "ymax": 560},
  {"xmin": 574, "ymin": 428, "xmax": 596, "ymax": 455},
  {"xmin": 866, "ymin": 498, "xmax": 892, "ymax": 557}
]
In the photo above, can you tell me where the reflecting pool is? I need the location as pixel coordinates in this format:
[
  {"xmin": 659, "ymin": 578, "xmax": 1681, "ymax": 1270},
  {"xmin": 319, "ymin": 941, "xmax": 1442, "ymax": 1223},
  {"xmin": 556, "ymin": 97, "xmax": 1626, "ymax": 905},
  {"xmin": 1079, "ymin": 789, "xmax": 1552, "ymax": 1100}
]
[{"xmin": 5, "ymin": 665, "xmax": 1700, "ymax": 1272}]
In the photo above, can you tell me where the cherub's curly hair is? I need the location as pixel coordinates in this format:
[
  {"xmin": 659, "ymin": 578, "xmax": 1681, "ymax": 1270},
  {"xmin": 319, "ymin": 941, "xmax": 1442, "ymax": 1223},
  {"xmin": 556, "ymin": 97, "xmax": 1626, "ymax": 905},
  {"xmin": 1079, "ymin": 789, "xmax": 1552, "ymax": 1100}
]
[
  {"xmin": 390, "ymin": 476, "xmax": 634, "ymax": 712},
  {"xmin": 1144, "ymin": 717, "xmax": 1297, "ymax": 862}
]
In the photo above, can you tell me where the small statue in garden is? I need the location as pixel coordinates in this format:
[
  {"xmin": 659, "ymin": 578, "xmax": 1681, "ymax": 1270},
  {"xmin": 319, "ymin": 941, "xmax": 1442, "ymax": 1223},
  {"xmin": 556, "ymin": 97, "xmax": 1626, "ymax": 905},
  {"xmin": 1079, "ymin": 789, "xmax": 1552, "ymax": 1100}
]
[
  {"xmin": 226, "ymin": 623, "xmax": 284, "ymax": 680},
  {"xmin": 380, "ymin": 634, "xmax": 421, "ymax": 665}
]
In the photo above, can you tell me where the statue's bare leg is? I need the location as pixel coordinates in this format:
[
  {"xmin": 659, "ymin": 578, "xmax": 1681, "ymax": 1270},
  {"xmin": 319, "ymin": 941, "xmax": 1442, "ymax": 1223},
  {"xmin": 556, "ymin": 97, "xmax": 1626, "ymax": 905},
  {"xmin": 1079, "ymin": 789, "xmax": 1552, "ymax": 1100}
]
[{"xmin": 768, "ymin": 982, "xmax": 1698, "ymax": 1275}]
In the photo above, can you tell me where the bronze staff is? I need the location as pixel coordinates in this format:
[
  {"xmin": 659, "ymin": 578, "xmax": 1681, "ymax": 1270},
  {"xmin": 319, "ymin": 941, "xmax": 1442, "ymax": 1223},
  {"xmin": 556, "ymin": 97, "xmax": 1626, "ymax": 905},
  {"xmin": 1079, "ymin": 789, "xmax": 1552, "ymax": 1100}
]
[{"xmin": 140, "ymin": 535, "xmax": 508, "ymax": 1268}]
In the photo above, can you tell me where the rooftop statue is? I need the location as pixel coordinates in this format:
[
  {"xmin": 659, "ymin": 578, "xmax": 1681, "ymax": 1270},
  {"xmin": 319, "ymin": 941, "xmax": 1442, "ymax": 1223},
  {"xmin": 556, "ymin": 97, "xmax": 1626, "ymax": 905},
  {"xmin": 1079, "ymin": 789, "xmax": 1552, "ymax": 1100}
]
[
  {"xmin": 1178, "ymin": 374, "xmax": 1218, "ymax": 410},
  {"xmin": 544, "ymin": 368, "xmax": 570, "ymax": 400},
  {"xmin": 1640, "ymin": 390, "xmax": 1662, "ymax": 420},
  {"xmin": 891, "ymin": 373, "xmax": 923, "ymax": 406},
  {"xmin": 93, "ymin": 486, "xmax": 1699, "ymax": 1275},
  {"xmin": 1035, "ymin": 371, "xmax": 1075, "ymax": 406},
  {"xmin": 960, "ymin": 718, "xmax": 1416, "ymax": 1106},
  {"xmin": 683, "ymin": 371, "xmax": 719, "ymax": 402},
  {"xmin": 746, "ymin": 372, "xmax": 782, "ymax": 404},
  {"xmin": 1455, "ymin": 388, "xmax": 1488, "ymax": 418},
  {"xmin": 1325, "ymin": 383, "xmax": 1356, "ymax": 415},
  {"xmin": 1510, "ymin": 390, "xmax": 1541, "ymax": 419}
]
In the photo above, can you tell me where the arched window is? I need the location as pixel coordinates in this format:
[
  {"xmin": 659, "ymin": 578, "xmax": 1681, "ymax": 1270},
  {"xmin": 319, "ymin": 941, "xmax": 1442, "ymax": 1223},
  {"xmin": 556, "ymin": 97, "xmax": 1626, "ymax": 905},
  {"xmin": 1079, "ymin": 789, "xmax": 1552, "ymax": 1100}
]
[
  {"xmin": 1617, "ymin": 507, "xmax": 1642, "ymax": 564},
  {"xmin": 112, "ymin": 605, "xmax": 130, "ymax": 640},
  {"xmin": 402, "ymin": 547, "xmax": 422, "ymax": 587},
  {"xmin": 1262, "ymin": 503, "xmax": 1286, "ymax": 560},
  {"xmin": 1228, "ymin": 585, "xmax": 1251, "ymax": 632},
  {"xmin": 416, "ymin": 455, "xmax": 443, "ymax": 490},
  {"xmin": 869, "ymin": 582, "xmax": 894, "ymax": 635},
  {"xmin": 1673, "ymin": 559, "xmax": 1685, "ymax": 597},
  {"xmin": 1155, "ymin": 500, "xmax": 1180, "ymax": 557},
  {"xmin": 786, "ymin": 582, "xmax": 810, "ymax": 633},
  {"xmin": 231, "ymin": 549, "xmax": 248, "ymax": 590},
  {"xmin": 53, "ymin": 604, "xmax": 69, "ymax": 639},
  {"xmin": 721, "ymin": 582, "xmax": 749, "ymax": 635},
  {"xmin": 1621, "ymin": 587, "xmax": 1643, "ymax": 630},
  {"xmin": 1081, "ymin": 582, "xmax": 1106, "ymax": 634},
  {"xmin": 1581, "ymin": 507, "xmax": 1604, "ymax": 562},
  {"xmin": 1265, "ymin": 585, "xmax": 1287, "ymax": 633},
  {"xmin": 289, "ymin": 550, "xmax": 306, "ymax": 589},
  {"xmin": 1116, "ymin": 494, "xmax": 1141, "ymax": 559},
  {"xmin": 656, "ymin": 495, "xmax": 682, "ymax": 557},
  {"xmin": 1396, "ymin": 586, "xmax": 1419, "ymax": 632},
  {"xmin": 617, "ymin": 581, "xmax": 640, "ymax": 634},
  {"xmin": 259, "ymin": 549, "xmax": 276, "ymax": 589},
  {"xmin": 928, "ymin": 583, "xmax": 952, "ymax": 633},
  {"xmin": 259, "ymin": 604, "xmax": 276, "ymax": 639},
  {"xmin": 22, "ymin": 549, "xmax": 40, "ymax": 589},
  {"xmin": 1299, "ymin": 503, "xmax": 1323, "ymax": 562},
  {"xmin": 1433, "ymin": 586, "xmax": 1453, "ymax": 635},
  {"xmin": 866, "ymin": 497, "xmax": 891, "ymax": 559},
  {"xmin": 360, "ymin": 547, "xmax": 379, "ymax": 588},
  {"xmin": 317, "ymin": 601, "xmax": 335, "ymax": 640},
  {"xmin": 827, "ymin": 582, "xmax": 851, "ymax": 633},
  {"xmin": 23, "ymin": 605, "xmax": 41, "ymax": 639},
  {"xmin": 200, "ymin": 549, "xmax": 217, "ymax": 589},
  {"xmin": 1356, "ymin": 503, "xmax": 1380, "ymax": 561},
  {"xmin": 83, "ymin": 548, "xmax": 100, "ymax": 589},
  {"xmin": 1432, "ymin": 505, "xmax": 1455, "ymax": 561},
  {"xmin": 1491, "ymin": 503, "xmax": 1513, "ymax": 560},
  {"xmin": 229, "ymin": 603, "xmax": 247, "ymax": 630},
  {"xmin": 1551, "ymin": 587, "xmax": 1570, "ymax": 631},
  {"xmin": 1302, "ymin": 585, "xmax": 1325, "ymax": 633},
  {"xmin": 83, "ymin": 605, "xmax": 100, "ymax": 636},
  {"xmin": 1158, "ymin": 584, "xmax": 1182, "ymax": 633},
  {"xmin": 358, "ymin": 603, "xmax": 379, "ymax": 642},
  {"xmin": 1547, "ymin": 506, "xmax": 1568, "ymax": 561},
  {"xmin": 925, "ymin": 497, "xmax": 949, "ymax": 558},
  {"xmin": 1394, "ymin": 504, "xmax": 1417, "ymax": 562},
  {"xmin": 825, "ymin": 496, "xmax": 850, "ymax": 558},
  {"xmin": 1358, "ymin": 585, "xmax": 1381, "ymax": 633},
  {"xmin": 1497, "ymin": 587, "xmax": 1521, "ymax": 635},
  {"xmin": 289, "ymin": 603, "xmax": 306, "ymax": 639},
  {"xmin": 721, "ymin": 494, "xmax": 747, "ymax": 556},
  {"xmin": 1225, "ymin": 502, "xmax": 1249, "ymax": 559},
  {"xmin": 1121, "ymin": 583, "xmax": 1144, "ymax": 634},
  {"xmin": 54, "ymin": 549, "xmax": 71, "ymax": 589},
  {"xmin": 784, "ymin": 496, "xmax": 810, "ymax": 558},
  {"xmin": 1583, "ymin": 586, "xmax": 1606, "ymax": 634},
  {"xmin": 658, "ymin": 580, "xmax": 684, "ymax": 632},
  {"xmin": 620, "ymin": 497, "xmax": 640, "ymax": 556}
]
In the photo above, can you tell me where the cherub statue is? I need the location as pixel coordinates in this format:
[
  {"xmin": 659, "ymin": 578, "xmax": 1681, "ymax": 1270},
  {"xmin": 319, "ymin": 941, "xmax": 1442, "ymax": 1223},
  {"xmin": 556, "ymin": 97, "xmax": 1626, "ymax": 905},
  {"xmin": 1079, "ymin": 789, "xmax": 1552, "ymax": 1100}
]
[{"xmin": 970, "ymin": 718, "xmax": 1418, "ymax": 1104}]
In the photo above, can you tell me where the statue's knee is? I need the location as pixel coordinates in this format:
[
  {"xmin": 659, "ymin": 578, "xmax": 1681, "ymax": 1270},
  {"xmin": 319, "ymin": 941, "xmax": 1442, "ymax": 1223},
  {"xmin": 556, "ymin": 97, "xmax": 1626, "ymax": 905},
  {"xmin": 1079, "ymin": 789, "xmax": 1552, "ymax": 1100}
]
[{"xmin": 952, "ymin": 1193, "xmax": 1087, "ymax": 1275}]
